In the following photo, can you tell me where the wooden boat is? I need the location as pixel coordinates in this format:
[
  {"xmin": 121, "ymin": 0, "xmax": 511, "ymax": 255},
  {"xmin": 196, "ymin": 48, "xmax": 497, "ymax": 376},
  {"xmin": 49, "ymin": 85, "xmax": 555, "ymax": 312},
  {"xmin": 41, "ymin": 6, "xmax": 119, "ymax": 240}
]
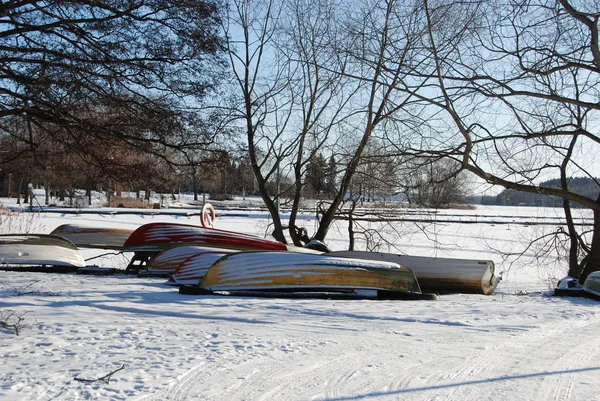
[
  {"xmin": 582, "ymin": 272, "xmax": 600, "ymax": 301},
  {"xmin": 122, "ymin": 222, "xmax": 287, "ymax": 271},
  {"xmin": 0, "ymin": 234, "xmax": 86, "ymax": 272},
  {"xmin": 191, "ymin": 251, "xmax": 437, "ymax": 300},
  {"xmin": 50, "ymin": 224, "xmax": 133, "ymax": 250},
  {"xmin": 327, "ymin": 251, "xmax": 499, "ymax": 295},
  {"xmin": 143, "ymin": 245, "xmax": 235, "ymax": 277},
  {"xmin": 170, "ymin": 250, "xmax": 237, "ymax": 285}
]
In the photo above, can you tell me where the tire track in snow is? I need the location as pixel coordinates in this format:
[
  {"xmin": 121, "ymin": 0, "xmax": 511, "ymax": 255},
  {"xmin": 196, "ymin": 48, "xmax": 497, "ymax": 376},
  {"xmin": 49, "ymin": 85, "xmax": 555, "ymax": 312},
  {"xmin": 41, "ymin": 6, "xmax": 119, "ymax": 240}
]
[
  {"xmin": 405, "ymin": 316, "xmax": 600, "ymax": 401},
  {"xmin": 540, "ymin": 319, "xmax": 600, "ymax": 401}
]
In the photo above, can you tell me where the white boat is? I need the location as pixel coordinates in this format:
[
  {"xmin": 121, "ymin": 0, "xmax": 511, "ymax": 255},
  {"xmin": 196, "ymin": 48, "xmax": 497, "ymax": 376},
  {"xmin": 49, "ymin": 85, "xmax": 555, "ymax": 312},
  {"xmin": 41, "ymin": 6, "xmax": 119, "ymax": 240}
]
[
  {"xmin": 192, "ymin": 251, "xmax": 437, "ymax": 300},
  {"xmin": 327, "ymin": 251, "xmax": 499, "ymax": 295},
  {"xmin": 582, "ymin": 272, "xmax": 600, "ymax": 300},
  {"xmin": 0, "ymin": 234, "xmax": 86, "ymax": 272}
]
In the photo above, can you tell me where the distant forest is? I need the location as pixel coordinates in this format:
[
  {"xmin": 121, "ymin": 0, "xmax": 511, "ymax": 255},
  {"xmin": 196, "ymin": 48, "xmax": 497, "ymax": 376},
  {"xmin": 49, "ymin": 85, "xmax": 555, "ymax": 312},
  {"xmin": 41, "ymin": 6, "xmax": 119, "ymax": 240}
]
[{"xmin": 480, "ymin": 177, "xmax": 600, "ymax": 207}]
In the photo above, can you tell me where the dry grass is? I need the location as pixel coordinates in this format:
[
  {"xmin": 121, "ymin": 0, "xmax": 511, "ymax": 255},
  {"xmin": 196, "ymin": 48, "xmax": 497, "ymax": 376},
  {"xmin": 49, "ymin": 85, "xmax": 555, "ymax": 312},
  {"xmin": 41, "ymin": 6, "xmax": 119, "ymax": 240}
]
[{"xmin": 0, "ymin": 205, "xmax": 42, "ymax": 234}]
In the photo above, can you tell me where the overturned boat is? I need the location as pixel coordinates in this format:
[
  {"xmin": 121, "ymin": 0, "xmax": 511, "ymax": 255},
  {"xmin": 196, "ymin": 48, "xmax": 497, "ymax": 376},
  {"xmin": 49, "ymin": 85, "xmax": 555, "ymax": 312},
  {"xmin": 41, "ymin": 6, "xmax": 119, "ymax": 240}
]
[
  {"xmin": 327, "ymin": 251, "xmax": 499, "ymax": 295},
  {"xmin": 185, "ymin": 251, "xmax": 437, "ymax": 300},
  {"xmin": 122, "ymin": 222, "xmax": 287, "ymax": 271},
  {"xmin": 123, "ymin": 222, "xmax": 287, "ymax": 252},
  {"xmin": 0, "ymin": 234, "xmax": 86, "ymax": 272},
  {"xmin": 170, "ymin": 249, "xmax": 237, "ymax": 285},
  {"xmin": 50, "ymin": 224, "xmax": 134, "ymax": 250},
  {"xmin": 583, "ymin": 272, "xmax": 600, "ymax": 301},
  {"xmin": 143, "ymin": 244, "xmax": 236, "ymax": 278}
]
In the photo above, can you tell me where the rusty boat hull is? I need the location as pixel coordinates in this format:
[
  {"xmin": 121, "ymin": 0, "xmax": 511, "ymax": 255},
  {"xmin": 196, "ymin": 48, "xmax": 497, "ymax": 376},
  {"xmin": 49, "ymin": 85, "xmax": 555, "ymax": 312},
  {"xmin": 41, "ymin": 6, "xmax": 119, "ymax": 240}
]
[{"xmin": 328, "ymin": 251, "xmax": 499, "ymax": 295}]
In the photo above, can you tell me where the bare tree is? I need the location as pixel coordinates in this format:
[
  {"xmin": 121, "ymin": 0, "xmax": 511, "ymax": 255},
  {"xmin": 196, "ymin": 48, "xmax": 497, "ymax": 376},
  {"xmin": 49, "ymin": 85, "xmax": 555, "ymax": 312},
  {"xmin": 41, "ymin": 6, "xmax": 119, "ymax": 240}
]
[
  {"xmin": 224, "ymin": 0, "xmax": 429, "ymax": 246},
  {"xmin": 223, "ymin": 0, "xmax": 358, "ymax": 244},
  {"xmin": 313, "ymin": 0, "xmax": 428, "ymax": 242},
  {"xmin": 0, "ymin": 1, "xmax": 227, "ymax": 187},
  {"xmin": 401, "ymin": 157, "xmax": 469, "ymax": 208},
  {"xmin": 383, "ymin": 0, "xmax": 600, "ymax": 281}
]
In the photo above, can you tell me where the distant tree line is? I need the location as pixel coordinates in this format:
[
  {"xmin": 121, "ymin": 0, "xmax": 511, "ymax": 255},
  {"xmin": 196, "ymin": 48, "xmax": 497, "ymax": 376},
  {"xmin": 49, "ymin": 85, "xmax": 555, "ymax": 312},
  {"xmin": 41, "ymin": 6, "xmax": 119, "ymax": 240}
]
[{"xmin": 481, "ymin": 178, "xmax": 600, "ymax": 208}]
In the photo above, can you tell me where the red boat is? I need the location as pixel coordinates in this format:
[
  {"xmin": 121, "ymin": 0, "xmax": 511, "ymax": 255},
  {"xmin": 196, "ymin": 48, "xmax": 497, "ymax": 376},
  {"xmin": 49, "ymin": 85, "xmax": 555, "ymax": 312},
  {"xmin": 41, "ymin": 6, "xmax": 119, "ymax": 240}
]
[{"xmin": 122, "ymin": 222, "xmax": 287, "ymax": 271}]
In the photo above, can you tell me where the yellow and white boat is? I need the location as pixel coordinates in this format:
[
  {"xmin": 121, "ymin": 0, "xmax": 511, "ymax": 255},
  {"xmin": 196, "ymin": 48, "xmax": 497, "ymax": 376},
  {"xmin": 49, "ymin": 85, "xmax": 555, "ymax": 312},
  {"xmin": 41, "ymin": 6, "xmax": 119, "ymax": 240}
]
[{"xmin": 193, "ymin": 251, "xmax": 437, "ymax": 300}]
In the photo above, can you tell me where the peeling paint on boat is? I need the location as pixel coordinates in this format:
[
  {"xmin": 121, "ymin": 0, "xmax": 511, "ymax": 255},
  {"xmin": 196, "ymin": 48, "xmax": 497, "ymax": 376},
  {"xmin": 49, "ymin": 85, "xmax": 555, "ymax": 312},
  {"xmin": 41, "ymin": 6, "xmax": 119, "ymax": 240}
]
[
  {"xmin": 200, "ymin": 251, "xmax": 421, "ymax": 293},
  {"xmin": 328, "ymin": 251, "xmax": 499, "ymax": 295},
  {"xmin": 50, "ymin": 224, "xmax": 133, "ymax": 250},
  {"xmin": 123, "ymin": 222, "xmax": 287, "ymax": 252}
]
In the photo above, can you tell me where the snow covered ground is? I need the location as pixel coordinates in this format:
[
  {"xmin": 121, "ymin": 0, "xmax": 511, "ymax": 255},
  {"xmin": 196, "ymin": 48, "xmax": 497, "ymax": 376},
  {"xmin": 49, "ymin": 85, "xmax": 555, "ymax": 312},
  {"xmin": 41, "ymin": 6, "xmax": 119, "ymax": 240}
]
[{"xmin": 1, "ymin": 198, "xmax": 599, "ymax": 400}]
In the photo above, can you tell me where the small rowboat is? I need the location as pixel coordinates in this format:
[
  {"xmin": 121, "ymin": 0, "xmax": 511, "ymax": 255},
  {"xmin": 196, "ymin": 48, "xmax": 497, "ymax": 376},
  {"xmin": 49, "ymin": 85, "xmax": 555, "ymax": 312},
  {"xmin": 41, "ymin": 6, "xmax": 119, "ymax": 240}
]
[
  {"xmin": 170, "ymin": 250, "xmax": 236, "ymax": 285},
  {"xmin": 123, "ymin": 222, "xmax": 287, "ymax": 252},
  {"xmin": 143, "ymin": 245, "xmax": 235, "ymax": 278},
  {"xmin": 189, "ymin": 251, "xmax": 437, "ymax": 300},
  {"xmin": 0, "ymin": 234, "xmax": 86, "ymax": 272},
  {"xmin": 327, "ymin": 251, "xmax": 499, "ymax": 295},
  {"xmin": 122, "ymin": 222, "xmax": 287, "ymax": 271},
  {"xmin": 50, "ymin": 224, "xmax": 134, "ymax": 250},
  {"xmin": 583, "ymin": 272, "xmax": 600, "ymax": 301}
]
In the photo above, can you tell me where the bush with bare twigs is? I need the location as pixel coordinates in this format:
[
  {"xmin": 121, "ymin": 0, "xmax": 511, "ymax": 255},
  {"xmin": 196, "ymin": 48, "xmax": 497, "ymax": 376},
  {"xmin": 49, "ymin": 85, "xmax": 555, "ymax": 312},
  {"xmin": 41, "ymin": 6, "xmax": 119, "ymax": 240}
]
[{"xmin": 0, "ymin": 205, "xmax": 42, "ymax": 234}]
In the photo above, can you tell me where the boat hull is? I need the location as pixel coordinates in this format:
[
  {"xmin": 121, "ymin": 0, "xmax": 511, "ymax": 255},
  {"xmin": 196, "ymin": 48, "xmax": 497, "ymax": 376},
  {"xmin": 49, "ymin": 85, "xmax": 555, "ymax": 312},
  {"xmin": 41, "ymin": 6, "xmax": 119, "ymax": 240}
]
[
  {"xmin": 171, "ymin": 250, "xmax": 236, "ymax": 285},
  {"xmin": 328, "ymin": 251, "xmax": 499, "ymax": 295},
  {"xmin": 583, "ymin": 272, "xmax": 600, "ymax": 301},
  {"xmin": 144, "ymin": 244, "xmax": 235, "ymax": 278},
  {"xmin": 123, "ymin": 222, "xmax": 287, "ymax": 252},
  {"xmin": 0, "ymin": 234, "xmax": 86, "ymax": 270},
  {"xmin": 200, "ymin": 251, "xmax": 422, "ymax": 295},
  {"xmin": 50, "ymin": 224, "xmax": 133, "ymax": 250}
]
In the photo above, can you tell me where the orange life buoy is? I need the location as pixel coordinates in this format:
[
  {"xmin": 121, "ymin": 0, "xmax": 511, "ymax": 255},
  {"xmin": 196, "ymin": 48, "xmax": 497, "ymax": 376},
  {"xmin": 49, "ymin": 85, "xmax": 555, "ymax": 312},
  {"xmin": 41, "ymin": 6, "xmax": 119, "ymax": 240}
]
[{"xmin": 200, "ymin": 203, "xmax": 216, "ymax": 228}]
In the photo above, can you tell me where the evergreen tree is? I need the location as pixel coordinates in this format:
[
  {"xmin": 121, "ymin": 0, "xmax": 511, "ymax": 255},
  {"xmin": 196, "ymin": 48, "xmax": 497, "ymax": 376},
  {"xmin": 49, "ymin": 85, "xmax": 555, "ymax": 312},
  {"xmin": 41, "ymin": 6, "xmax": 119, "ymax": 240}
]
[{"xmin": 306, "ymin": 153, "xmax": 327, "ymax": 196}]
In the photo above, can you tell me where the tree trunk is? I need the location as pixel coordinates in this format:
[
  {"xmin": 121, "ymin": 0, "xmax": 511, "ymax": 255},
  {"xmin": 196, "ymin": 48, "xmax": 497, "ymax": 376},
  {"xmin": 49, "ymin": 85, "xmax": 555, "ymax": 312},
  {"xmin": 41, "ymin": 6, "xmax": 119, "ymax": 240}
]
[
  {"xmin": 564, "ymin": 198, "xmax": 580, "ymax": 278},
  {"xmin": 579, "ymin": 205, "xmax": 600, "ymax": 283}
]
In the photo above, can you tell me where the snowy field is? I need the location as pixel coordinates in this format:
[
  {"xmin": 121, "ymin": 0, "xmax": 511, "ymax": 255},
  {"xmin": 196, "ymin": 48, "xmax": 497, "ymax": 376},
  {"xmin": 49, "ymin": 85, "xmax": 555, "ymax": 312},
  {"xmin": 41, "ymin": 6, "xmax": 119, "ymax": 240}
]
[{"xmin": 1, "ymin": 197, "xmax": 599, "ymax": 400}]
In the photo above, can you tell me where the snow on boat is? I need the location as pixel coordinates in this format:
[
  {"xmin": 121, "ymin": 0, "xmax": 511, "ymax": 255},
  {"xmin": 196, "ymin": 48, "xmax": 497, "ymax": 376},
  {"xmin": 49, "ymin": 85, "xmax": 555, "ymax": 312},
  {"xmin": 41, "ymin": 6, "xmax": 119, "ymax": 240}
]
[
  {"xmin": 0, "ymin": 234, "xmax": 86, "ymax": 272},
  {"xmin": 50, "ymin": 224, "xmax": 133, "ymax": 250},
  {"xmin": 582, "ymin": 272, "xmax": 600, "ymax": 301},
  {"xmin": 170, "ymin": 250, "xmax": 237, "ymax": 286},
  {"xmin": 191, "ymin": 251, "xmax": 437, "ymax": 300},
  {"xmin": 122, "ymin": 222, "xmax": 287, "ymax": 271},
  {"xmin": 143, "ymin": 245, "xmax": 236, "ymax": 278},
  {"xmin": 327, "ymin": 251, "xmax": 499, "ymax": 295}
]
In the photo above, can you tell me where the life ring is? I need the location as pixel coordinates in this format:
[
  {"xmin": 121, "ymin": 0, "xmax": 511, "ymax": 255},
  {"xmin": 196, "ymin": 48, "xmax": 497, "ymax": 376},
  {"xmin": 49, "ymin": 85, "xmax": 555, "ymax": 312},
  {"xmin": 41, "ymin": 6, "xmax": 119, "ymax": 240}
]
[{"xmin": 200, "ymin": 203, "xmax": 216, "ymax": 228}]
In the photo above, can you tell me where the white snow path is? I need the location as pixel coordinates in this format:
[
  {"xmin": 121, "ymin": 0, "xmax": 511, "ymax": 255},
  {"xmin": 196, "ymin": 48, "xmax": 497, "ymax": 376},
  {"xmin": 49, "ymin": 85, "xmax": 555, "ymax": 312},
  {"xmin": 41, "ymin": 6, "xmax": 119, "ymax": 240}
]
[{"xmin": 1, "ymin": 273, "xmax": 599, "ymax": 401}]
